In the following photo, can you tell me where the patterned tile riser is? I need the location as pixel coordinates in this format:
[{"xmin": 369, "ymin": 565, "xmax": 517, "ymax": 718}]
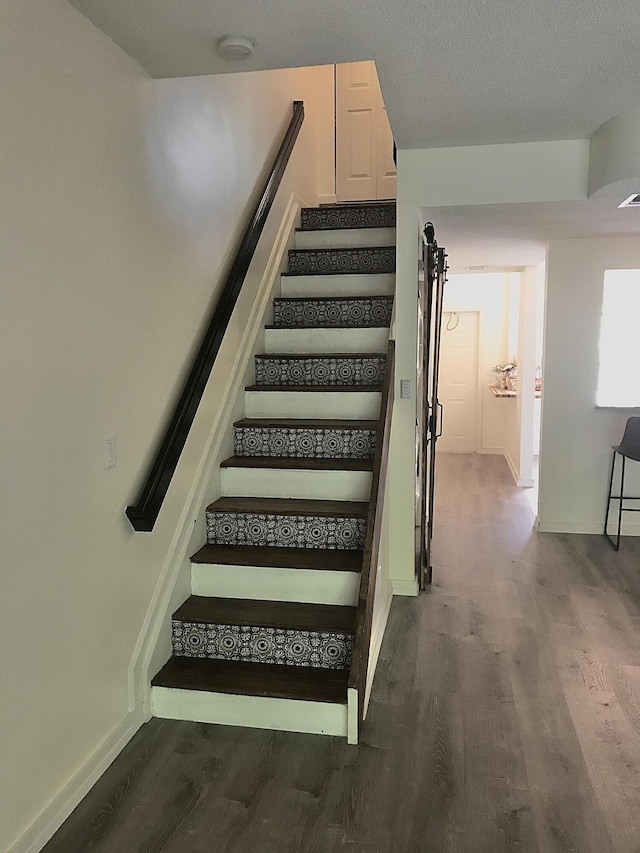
[
  {"xmin": 288, "ymin": 247, "xmax": 396, "ymax": 275},
  {"xmin": 255, "ymin": 356, "xmax": 385, "ymax": 386},
  {"xmin": 234, "ymin": 427, "xmax": 377, "ymax": 459},
  {"xmin": 172, "ymin": 622, "xmax": 353, "ymax": 670},
  {"xmin": 300, "ymin": 205, "xmax": 396, "ymax": 230},
  {"xmin": 272, "ymin": 298, "xmax": 393, "ymax": 328},
  {"xmin": 206, "ymin": 512, "xmax": 367, "ymax": 550}
]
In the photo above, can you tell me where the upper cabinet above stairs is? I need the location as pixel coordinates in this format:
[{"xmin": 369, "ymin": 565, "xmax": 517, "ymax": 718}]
[{"xmin": 151, "ymin": 201, "xmax": 396, "ymax": 743}]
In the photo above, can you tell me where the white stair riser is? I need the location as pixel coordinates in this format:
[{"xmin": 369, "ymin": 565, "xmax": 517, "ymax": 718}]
[
  {"xmin": 264, "ymin": 327, "xmax": 389, "ymax": 354},
  {"xmin": 191, "ymin": 563, "xmax": 359, "ymax": 606},
  {"xmin": 294, "ymin": 227, "xmax": 396, "ymax": 250},
  {"xmin": 221, "ymin": 466, "xmax": 372, "ymax": 501},
  {"xmin": 280, "ymin": 273, "xmax": 395, "ymax": 298},
  {"xmin": 152, "ymin": 688, "xmax": 348, "ymax": 737},
  {"xmin": 245, "ymin": 390, "xmax": 381, "ymax": 420}
]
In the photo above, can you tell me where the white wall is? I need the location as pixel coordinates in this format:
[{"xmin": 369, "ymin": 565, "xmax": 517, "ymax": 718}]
[
  {"xmin": 589, "ymin": 105, "xmax": 640, "ymax": 196},
  {"xmin": 398, "ymin": 140, "xmax": 590, "ymax": 207},
  {"xmin": 1, "ymin": 2, "xmax": 334, "ymax": 850},
  {"xmin": 539, "ymin": 237, "xmax": 640, "ymax": 534}
]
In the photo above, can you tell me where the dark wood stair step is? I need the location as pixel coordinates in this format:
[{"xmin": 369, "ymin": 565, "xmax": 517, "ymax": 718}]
[
  {"xmin": 206, "ymin": 496, "xmax": 368, "ymax": 517},
  {"xmin": 191, "ymin": 543, "xmax": 363, "ymax": 572},
  {"xmin": 273, "ymin": 295, "xmax": 393, "ymax": 303},
  {"xmin": 281, "ymin": 270, "xmax": 395, "ymax": 277},
  {"xmin": 151, "ymin": 657, "xmax": 348, "ymax": 704},
  {"xmin": 173, "ymin": 596, "xmax": 356, "ymax": 634},
  {"xmin": 254, "ymin": 353, "xmax": 386, "ymax": 360},
  {"xmin": 317, "ymin": 201, "xmax": 396, "ymax": 208},
  {"xmin": 220, "ymin": 455, "xmax": 373, "ymax": 471},
  {"xmin": 234, "ymin": 417, "xmax": 378, "ymax": 429},
  {"xmin": 245, "ymin": 384, "xmax": 382, "ymax": 392}
]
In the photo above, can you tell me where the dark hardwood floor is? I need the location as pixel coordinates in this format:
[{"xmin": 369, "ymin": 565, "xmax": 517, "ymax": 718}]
[{"xmin": 42, "ymin": 454, "xmax": 640, "ymax": 852}]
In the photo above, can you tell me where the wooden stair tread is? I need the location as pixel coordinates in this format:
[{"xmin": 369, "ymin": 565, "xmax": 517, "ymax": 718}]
[
  {"xmin": 295, "ymin": 226, "xmax": 395, "ymax": 233},
  {"xmin": 273, "ymin": 295, "xmax": 393, "ymax": 303},
  {"xmin": 316, "ymin": 201, "xmax": 395, "ymax": 208},
  {"xmin": 220, "ymin": 456, "xmax": 373, "ymax": 471},
  {"xmin": 173, "ymin": 596, "xmax": 357, "ymax": 633},
  {"xmin": 234, "ymin": 417, "xmax": 377, "ymax": 429},
  {"xmin": 264, "ymin": 324, "xmax": 389, "ymax": 330},
  {"xmin": 191, "ymin": 543, "xmax": 363, "ymax": 572},
  {"xmin": 151, "ymin": 657, "xmax": 348, "ymax": 704},
  {"xmin": 281, "ymin": 270, "xmax": 394, "ymax": 277},
  {"xmin": 207, "ymin": 496, "xmax": 369, "ymax": 517},
  {"xmin": 290, "ymin": 245, "xmax": 395, "ymax": 252},
  {"xmin": 255, "ymin": 353, "xmax": 386, "ymax": 360},
  {"xmin": 245, "ymin": 384, "xmax": 382, "ymax": 392}
]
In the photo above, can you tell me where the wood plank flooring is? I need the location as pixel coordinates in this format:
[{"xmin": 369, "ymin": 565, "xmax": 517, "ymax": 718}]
[{"xmin": 42, "ymin": 453, "xmax": 640, "ymax": 853}]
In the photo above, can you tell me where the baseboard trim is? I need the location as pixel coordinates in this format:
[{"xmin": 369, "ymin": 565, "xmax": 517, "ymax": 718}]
[
  {"xmin": 538, "ymin": 519, "xmax": 640, "ymax": 535},
  {"xmin": 318, "ymin": 193, "xmax": 338, "ymax": 205},
  {"xmin": 8, "ymin": 708, "xmax": 146, "ymax": 853},
  {"xmin": 479, "ymin": 446, "xmax": 505, "ymax": 455},
  {"xmin": 391, "ymin": 577, "xmax": 419, "ymax": 597},
  {"xmin": 503, "ymin": 448, "xmax": 519, "ymax": 484}
]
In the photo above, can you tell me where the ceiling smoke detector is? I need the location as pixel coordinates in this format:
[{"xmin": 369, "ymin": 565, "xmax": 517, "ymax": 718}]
[
  {"xmin": 618, "ymin": 194, "xmax": 640, "ymax": 208},
  {"xmin": 216, "ymin": 35, "xmax": 255, "ymax": 61}
]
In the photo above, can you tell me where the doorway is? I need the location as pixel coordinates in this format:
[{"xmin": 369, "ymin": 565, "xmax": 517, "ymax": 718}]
[
  {"xmin": 335, "ymin": 61, "xmax": 397, "ymax": 202},
  {"xmin": 436, "ymin": 311, "xmax": 480, "ymax": 453}
]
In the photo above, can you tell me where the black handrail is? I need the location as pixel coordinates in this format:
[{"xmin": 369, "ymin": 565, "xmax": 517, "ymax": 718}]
[{"xmin": 126, "ymin": 101, "xmax": 305, "ymax": 531}]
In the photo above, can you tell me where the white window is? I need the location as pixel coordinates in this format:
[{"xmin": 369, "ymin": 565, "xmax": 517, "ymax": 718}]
[{"xmin": 597, "ymin": 269, "xmax": 640, "ymax": 408}]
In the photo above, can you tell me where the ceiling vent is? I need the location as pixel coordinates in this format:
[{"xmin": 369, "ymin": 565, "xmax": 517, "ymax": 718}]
[{"xmin": 618, "ymin": 194, "xmax": 640, "ymax": 208}]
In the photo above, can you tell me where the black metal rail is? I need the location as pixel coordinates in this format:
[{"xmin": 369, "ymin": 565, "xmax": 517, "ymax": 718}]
[{"xmin": 126, "ymin": 101, "xmax": 305, "ymax": 531}]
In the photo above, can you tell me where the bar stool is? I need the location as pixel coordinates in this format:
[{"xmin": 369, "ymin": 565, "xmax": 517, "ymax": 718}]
[{"xmin": 604, "ymin": 417, "xmax": 640, "ymax": 550}]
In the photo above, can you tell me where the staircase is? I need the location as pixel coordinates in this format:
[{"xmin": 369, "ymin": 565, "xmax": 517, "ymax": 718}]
[{"xmin": 151, "ymin": 201, "xmax": 396, "ymax": 742}]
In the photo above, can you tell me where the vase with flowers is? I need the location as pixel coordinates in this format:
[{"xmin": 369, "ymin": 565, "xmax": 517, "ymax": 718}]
[{"xmin": 490, "ymin": 357, "xmax": 517, "ymax": 390}]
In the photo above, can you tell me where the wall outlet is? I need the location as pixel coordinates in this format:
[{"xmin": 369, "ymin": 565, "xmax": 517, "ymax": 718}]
[
  {"xmin": 400, "ymin": 379, "xmax": 411, "ymax": 399},
  {"xmin": 104, "ymin": 435, "xmax": 116, "ymax": 470}
]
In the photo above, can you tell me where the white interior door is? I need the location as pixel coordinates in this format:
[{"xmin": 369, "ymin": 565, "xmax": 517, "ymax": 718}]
[
  {"xmin": 336, "ymin": 61, "xmax": 397, "ymax": 202},
  {"xmin": 436, "ymin": 311, "xmax": 479, "ymax": 453}
]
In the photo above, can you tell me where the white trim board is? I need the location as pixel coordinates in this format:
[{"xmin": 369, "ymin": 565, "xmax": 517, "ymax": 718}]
[
  {"xmin": 504, "ymin": 447, "xmax": 534, "ymax": 488},
  {"xmin": 191, "ymin": 562, "xmax": 359, "ymax": 606},
  {"xmin": 538, "ymin": 520, "xmax": 640, "ymax": 535},
  {"xmin": 391, "ymin": 578, "xmax": 419, "ymax": 596},
  {"xmin": 152, "ymin": 687, "xmax": 348, "ymax": 738},
  {"xmin": 363, "ymin": 579, "xmax": 394, "ymax": 715},
  {"xmin": 8, "ymin": 709, "xmax": 146, "ymax": 853}
]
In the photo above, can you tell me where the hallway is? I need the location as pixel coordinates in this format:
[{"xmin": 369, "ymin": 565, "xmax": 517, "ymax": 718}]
[{"xmin": 44, "ymin": 454, "xmax": 640, "ymax": 852}]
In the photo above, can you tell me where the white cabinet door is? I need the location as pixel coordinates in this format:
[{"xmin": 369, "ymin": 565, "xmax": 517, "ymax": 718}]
[
  {"xmin": 336, "ymin": 61, "xmax": 397, "ymax": 202},
  {"xmin": 436, "ymin": 311, "xmax": 479, "ymax": 453}
]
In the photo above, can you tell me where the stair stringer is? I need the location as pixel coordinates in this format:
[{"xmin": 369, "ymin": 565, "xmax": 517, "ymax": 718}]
[{"xmin": 127, "ymin": 192, "xmax": 303, "ymax": 718}]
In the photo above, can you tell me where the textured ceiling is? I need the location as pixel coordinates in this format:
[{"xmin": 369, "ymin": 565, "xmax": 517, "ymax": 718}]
[{"xmin": 67, "ymin": 0, "xmax": 640, "ymax": 148}]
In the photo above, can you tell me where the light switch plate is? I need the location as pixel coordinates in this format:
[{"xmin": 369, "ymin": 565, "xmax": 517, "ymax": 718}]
[
  {"xmin": 104, "ymin": 435, "xmax": 116, "ymax": 470},
  {"xmin": 400, "ymin": 379, "xmax": 411, "ymax": 399}
]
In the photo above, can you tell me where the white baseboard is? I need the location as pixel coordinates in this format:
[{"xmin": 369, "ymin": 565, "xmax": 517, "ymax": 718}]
[
  {"xmin": 503, "ymin": 448, "xmax": 519, "ymax": 484},
  {"xmin": 538, "ymin": 519, "xmax": 640, "ymax": 535},
  {"xmin": 318, "ymin": 193, "xmax": 338, "ymax": 205},
  {"xmin": 391, "ymin": 577, "xmax": 419, "ymax": 596},
  {"xmin": 479, "ymin": 446, "xmax": 505, "ymax": 455},
  {"xmin": 8, "ymin": 709, "xmax": 146, "ymax": 853},
  {"xmin": 503, "ymin": 448, "xmax": 534, "ymax": 487}
]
